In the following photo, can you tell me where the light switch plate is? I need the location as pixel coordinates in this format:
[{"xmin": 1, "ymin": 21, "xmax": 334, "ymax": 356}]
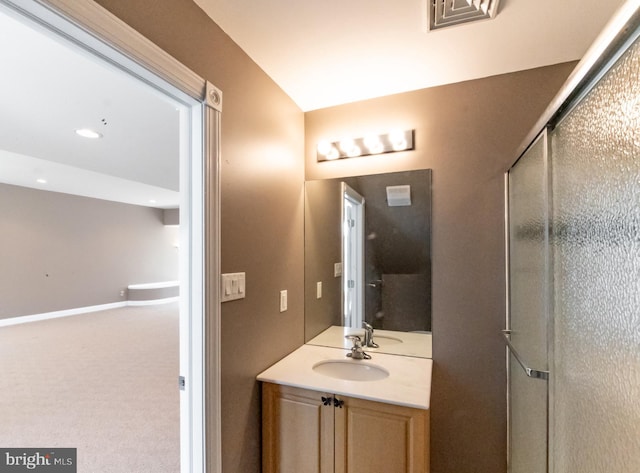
[
  {"xmin": 280, "ymin": 290, "xmax": 288, "ymax": 312},
  {"xmin": 334, "ymin": 262, "xmax": 342, "ymax": 277},
  {"xmin": 221, "ymin": 272, "xmax": 246, "ymax": 302}
]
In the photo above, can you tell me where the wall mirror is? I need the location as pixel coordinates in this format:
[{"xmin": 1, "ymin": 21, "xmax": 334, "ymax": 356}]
[{"xmin": 304, "ymin": 169, "xmax": 432, "ymax": 358}]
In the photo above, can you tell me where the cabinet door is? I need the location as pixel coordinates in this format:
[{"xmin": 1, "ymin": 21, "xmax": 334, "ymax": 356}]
[
  {"xmin": 262, "ymin": 383, "xmax": 335, "ymax": 473},
  {"xmin": 334, "ymin": 396, "xmax": 430, "ymax": 473}
]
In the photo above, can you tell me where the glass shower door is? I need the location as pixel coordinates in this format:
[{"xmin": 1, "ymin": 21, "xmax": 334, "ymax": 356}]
[
  {"xmin": 506, "ymin": 5, "xmax": 640, "ymax": 472},
  {"xmin": 506, "ymin": 130, "xmax": 551, "ymax": 473},
  {"xmin": 549, "ymin": 35, "xmax": 640, "ymax": 473}
]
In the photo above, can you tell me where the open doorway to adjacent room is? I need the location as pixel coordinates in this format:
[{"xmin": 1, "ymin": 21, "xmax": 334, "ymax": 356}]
[{"xmin": 0, "ymin": 2, "xmax": 210, "ymax": 471}]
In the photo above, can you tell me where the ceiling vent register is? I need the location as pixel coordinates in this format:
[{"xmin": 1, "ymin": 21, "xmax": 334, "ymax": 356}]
[{"xmin": 428, "ymin": 0, "xmax": 500, "ymax": 31}]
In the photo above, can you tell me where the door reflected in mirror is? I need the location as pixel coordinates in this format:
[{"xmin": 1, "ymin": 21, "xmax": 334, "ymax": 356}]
[
  {"xmin": 342, "ymin": 182, "xmax": 365, "ymax": 329},
  {"xmin": 305, "ymin": 170, "xmax": 432, "ymax": 358}
]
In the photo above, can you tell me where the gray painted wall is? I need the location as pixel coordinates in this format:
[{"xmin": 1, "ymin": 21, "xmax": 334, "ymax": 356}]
[
  {"xmin": 66, "ymin": 2, "xmax": 574, "ymax": 472},
  {"xmin": 305, "ymin": 62, "xmax": 577, "ymax": 473},
  {"xmin": 304, "ymin": 178, "xmax": 343, "ymax": 340},
  {"xmin": 0, "ymin": 183, "xmax": 179, "ymax": 318}
]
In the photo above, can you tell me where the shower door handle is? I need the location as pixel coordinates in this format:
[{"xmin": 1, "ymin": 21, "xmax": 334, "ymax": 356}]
[{"xmin": 501, "ymin": 330, "xmax": 549, "ymax": 380}]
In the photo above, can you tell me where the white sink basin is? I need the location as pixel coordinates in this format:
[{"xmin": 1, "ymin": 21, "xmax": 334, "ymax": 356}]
[{"xmin": 312, "ymin": 360, "xmax": 390, "ymax": 382}]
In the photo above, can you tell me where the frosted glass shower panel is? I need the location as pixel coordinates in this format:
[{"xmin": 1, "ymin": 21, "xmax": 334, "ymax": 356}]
[
  {"xmin": 508, "ymin": 132, "xmax": 550, "ymax": 370},
  {"xmin": 507, "ymin": 131, "xmax": 549, "ymax": 473},
  {"xmin": 550, "ymin": 38, "xmax": 640, "ymax": 473}
]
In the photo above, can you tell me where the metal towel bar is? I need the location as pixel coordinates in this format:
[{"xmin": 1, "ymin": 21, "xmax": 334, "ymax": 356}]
[{"xmin": 501, "ymin": 330, "xmax": 549, "ymax": 380}]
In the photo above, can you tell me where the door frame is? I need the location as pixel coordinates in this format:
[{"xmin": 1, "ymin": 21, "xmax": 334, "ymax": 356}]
[
  {"xmin": 0, "ymin": 1, "xmax": 221, "ymax": 471},
  {"xmin": 341, "ymin": 182, "xmax": 365, "ymax": 329}
]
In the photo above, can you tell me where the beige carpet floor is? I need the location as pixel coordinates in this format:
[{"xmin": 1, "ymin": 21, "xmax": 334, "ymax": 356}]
[{"xmin": 0, "ymin": 303, "xmax": 180, "ymax": 472}]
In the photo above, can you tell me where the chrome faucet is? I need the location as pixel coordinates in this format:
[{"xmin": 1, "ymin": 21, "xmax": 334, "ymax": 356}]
[
  {"xmin": 362, "ymin": 322, "xmax": 379, "ymax": 348},
  {"xmin": 345, "ymin": 335, "xmax": 371, "ymax": 360}
]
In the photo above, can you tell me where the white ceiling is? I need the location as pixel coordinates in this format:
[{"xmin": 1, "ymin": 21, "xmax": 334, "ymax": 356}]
[
  {"xmin": 0, "ymin": 0, "xmax": 627, "ymax": 206},
  {"xmin": 194, "ymin": 0, "xmax": 626, "ymax": 111},
  {"xmin": 0, "ymin": 10, "xmax": 181, "ymax": 208}
]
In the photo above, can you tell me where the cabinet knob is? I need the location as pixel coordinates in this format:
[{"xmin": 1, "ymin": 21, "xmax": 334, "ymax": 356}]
[{"xmin": 321, "ymin": 396, "xmax": 344, "ymax": 408}]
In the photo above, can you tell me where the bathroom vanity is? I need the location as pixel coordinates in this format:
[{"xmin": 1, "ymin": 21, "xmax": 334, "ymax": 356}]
[
  {"xmin": 264, "ymin": 168, "xmax": 434, "ymax": 472},
  {"xmin": 258, "ymin": 344, "xmax": 432, "ymax": 473}
]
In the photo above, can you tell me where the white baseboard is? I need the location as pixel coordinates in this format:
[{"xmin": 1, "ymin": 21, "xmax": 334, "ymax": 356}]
[
  {"xmin": 127, "ymin": 296, "xmax": 179, "ymax": 306},
  {"xmin": 0, "ymin": 298, "xmax": 179, "ymax": 327},
  {"xmin": 128, "ymin": 281, "xmax": 179, "ymax": 289}
]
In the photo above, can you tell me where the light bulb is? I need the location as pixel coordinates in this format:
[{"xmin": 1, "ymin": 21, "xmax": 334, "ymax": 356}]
[
  {"xmin": 339, "ymin": 138, "xmax": 355, "ymax": 153},
  {"xmin": 340, "ymin": 138, "xmax": 361, "ymax": 157},
  {"xmin": 388, "ymin": 130, "xmax": 408, "ymax": 151},
  {"xmin": 364, "ymin": 134, "xmax": 383, "ymax": 154},
  {"xmin": 325, "ymin": 146, "xmax": 340, "ymax": 160},
  {"xmin": 348, "ymin": 146, "xmax": 361, "ymax": 157},
  {"xmin": 317, "ymin": 140, "xmax": 332, "ymax": 156}
]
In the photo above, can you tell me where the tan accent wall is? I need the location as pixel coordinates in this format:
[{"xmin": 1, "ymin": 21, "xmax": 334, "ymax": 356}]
[
  {"xmin": 305, "ymin": 62, "xmax": 576, "ymax": 473},
  {"xmin": 92, "ymin": 1, "xmax": 305, "ymax": 472},
  {"xmin": 0, "ymin": 184, "xmax": 178, "ymax": 318}
]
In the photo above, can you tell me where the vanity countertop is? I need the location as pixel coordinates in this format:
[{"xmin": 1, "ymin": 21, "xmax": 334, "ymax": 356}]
[
  {"xmin": 257, "ymin": 344, "xmax": 432, "ymax": 410},
  {"xmin": 307, "ymin": 325, "xmax": 432, "ymax": 358}
]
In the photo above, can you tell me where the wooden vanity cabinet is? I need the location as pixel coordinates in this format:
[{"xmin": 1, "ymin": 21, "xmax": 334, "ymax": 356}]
[
  {"xmin": 262, "ymin": 383, "xmax": 335, "ymax": 473},
  {"xmin": 262, "ymin": 383, "xmax": 430, "ymax": 473}
]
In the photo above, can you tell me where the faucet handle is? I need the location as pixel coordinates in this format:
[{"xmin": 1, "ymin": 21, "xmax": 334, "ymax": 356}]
[
  {"xmin": 345, "ymin": 334, "xmax": 362, "ymax": 347},
  {"xmin": 361, "ymin": 322, "xmax": 379, "ymax": 348},
  {"xmin": 345, "ymin": 335, "xmax": 371, "ymax": 360}
]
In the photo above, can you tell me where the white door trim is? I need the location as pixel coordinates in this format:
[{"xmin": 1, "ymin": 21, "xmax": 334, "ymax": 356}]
[{"xmin": 341, "ymin": 182, "xmax": 365, "ymax": 329}]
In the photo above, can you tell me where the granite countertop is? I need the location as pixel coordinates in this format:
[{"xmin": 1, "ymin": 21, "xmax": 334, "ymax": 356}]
[{"xmin": 257, "ymin": 344, "xmax": 432, "ymax": 410}]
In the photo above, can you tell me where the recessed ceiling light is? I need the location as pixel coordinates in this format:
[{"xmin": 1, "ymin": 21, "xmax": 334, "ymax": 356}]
[
  {"xmin": 36, "ymin": 178, "xmax": 47, "ymax": 184},
  {"xmin": 149, "ymin": 199, "xmax": 157, "ymax": 204},
  {"xmin": 75, "ymin": 128, "xmax": 102, "ymax": 139}
]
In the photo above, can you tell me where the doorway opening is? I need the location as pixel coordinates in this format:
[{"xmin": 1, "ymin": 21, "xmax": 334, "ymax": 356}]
[{"xmin": 0, "ymin": 1, "xmax": 218, "ymax": 471}]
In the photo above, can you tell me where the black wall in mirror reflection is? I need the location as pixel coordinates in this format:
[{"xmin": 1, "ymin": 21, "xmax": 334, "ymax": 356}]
[{"xmin": 304, "ymin": 169, "xmax": 432, "ymax": 342}]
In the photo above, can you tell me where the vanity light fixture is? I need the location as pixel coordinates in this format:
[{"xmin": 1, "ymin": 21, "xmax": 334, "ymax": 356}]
[
  {"xmin": 317, "ymin": 130, "xmax": 414, "ymax": 162},
  {"xmin": 75, "ymin": 128, "xmax": 102, "ymax": 139}
]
